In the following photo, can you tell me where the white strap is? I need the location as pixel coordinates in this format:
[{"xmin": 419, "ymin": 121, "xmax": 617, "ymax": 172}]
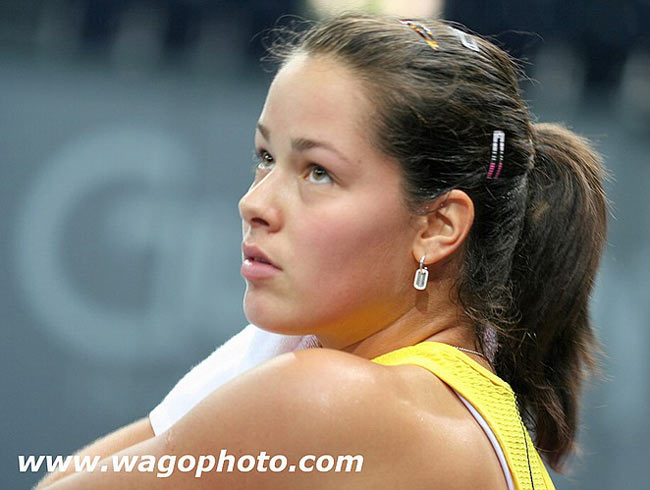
[{"xmin": 455, "ymin": 391, "xmax": 515, "ymax": 490}]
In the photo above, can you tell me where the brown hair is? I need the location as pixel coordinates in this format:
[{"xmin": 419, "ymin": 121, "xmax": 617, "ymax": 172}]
[{"xmin": 262, "ymin": 12, "xmax": 610, "ymax": 471}]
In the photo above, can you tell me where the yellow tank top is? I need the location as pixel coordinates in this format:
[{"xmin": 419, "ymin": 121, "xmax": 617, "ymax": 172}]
[{"xmin": 371, "ymin": 341, "xmax": 555, "ymax": 490}]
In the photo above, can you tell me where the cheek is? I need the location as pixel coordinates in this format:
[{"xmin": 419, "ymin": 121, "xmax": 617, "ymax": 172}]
[{"xmin": 293, "ymin": 204, "xmax": 410, "ymax": 295}]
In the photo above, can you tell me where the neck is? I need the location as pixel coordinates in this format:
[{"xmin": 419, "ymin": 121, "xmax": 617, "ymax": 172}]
[
  {"xmin": 324, "ymin": 302, "xmax": 479, "ymax": 361},
  {"xmin": 314, "ymin": 268, "xmax": 490, "ymax": 369}
]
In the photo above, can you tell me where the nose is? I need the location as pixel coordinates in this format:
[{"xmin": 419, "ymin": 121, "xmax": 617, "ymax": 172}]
[{"xmin": 238, "ymin": 170, "xmax": 283, "ymax": 233}]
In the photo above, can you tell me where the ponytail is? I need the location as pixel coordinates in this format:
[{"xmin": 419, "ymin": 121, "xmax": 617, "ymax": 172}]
[{"xmin": 499, "ymin": 123, "xmax": 610, "ymax": 471}]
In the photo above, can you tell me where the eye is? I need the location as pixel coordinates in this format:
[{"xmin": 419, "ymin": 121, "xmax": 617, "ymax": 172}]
[
  {"xmin": 250, "ymin": 148, "xmax": 334, "ymax": 185},
  {"xmin": 251, "ymin": 148, "xmax": 274, "ymax": 174},
  {"xmin": 306, "ymin": 164, "xmax": 333, "ymax": 184}
]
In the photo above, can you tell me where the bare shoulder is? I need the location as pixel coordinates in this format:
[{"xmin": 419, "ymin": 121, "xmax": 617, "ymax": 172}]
[
  {"xmin": 264, "ymin": 348, "xmax": 508, "ymax": 490},
  {"xmin": 153, "ymin": 347, "xmax": 507, "ymax": 489}
]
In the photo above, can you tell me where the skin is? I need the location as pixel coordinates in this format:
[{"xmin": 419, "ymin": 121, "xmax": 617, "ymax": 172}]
[{"xmin": 37, "ymin": 54, "xmax": 507, "ymax": 489}]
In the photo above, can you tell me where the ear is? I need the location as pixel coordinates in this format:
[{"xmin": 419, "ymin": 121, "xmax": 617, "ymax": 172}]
[{"xmin": 411, "ymin": 190, "xmax": 475, "ymax": 266}]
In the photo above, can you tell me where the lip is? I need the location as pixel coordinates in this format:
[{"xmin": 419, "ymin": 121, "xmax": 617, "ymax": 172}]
[
  {"xmin": 241, "ymin": 258, "xmax": 281, "ymax": 280},
  {"xmin": 241, "ymin": 242, "xmax": 281, "ymax": 281},
  {"xmin": 242, "ymin": 243, "xmax": 280, "ymax": 269}
]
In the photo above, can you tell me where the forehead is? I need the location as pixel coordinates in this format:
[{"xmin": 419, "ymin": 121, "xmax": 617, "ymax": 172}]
[{"xmin": 258, "ymin": 54, "xmax": 375, "ymax": 147}]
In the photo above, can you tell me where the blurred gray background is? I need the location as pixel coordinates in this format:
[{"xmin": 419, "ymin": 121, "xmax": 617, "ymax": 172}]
[{"xmin": 2, "ymin": 1, "xmax": 648, "ymax": 488}]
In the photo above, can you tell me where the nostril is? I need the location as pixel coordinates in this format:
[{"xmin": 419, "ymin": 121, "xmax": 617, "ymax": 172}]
[{"xmin": 251, "ymin": 217, "xmax": 269, "ymax": 226}]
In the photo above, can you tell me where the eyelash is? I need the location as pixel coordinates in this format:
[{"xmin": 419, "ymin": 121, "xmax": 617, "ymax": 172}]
[{"xmin": 250, "ymin": 148, "xmax": 333, "ymax": 184}]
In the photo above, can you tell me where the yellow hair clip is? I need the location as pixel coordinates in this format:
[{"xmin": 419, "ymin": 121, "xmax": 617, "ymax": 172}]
[{"xmin": 399, "ymin": 19, "xmax": 440, "ymax": 51}]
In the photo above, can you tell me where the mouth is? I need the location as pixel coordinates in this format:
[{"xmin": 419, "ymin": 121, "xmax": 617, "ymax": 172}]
[
  {"xmin": 241, "ymin": 256, "xmax": 281, "ymax": 281},
  {"xmin": 242, "ymin": 242, "xmax": 281, "ymax": 270},
  {"xmin": 246, "ymin": 256, "xmax": 273, "ymax": 265}
]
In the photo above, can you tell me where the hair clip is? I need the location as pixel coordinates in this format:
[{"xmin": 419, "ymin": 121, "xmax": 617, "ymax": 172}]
[
  {"xmin": 399, "ymin": 19, "xmax": 439, "ymax": 50},
  {"xmin": 487, "ymin": 130, "xmax": 505, "ymax": 179},
  {"xmin": 451, "ymin": 27, "xmax": 480, "ymax": 52}
]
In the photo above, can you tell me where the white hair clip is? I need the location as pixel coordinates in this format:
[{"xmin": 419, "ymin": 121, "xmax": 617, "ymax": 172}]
[
  {"xmin": 487, "ymin": 130, "xmax": 505, "ymax": 179},
  {"xmin": 452, "ymin": 28, "xmax": 480, "ymax": 52}
]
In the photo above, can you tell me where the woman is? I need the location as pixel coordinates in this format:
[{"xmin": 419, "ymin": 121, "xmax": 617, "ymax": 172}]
[{"xmin": 37, "ymin": 12, "xmax": 609, "ymax": 490}]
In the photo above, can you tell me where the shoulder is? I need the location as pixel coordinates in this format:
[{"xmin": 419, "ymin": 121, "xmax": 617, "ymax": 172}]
[
  {"xmin": 162, "ymin": 347, "xmax": 499, "ymax": 489},
  {"xmin": 261, "ymin": 348, "xmax": 508, "ymax": 489},
  {"xmin": 205, "ymin": 347, "xmax": 409, "ymax": 440},
  {"xmin": 243, "ymin": 347, "xmax": 446, "ymax": 429}
]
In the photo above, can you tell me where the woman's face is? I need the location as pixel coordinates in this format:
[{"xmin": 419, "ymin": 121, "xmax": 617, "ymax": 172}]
[{"xmin": 239, "ymin": 54, "xmax": 421, "ymax": 349}]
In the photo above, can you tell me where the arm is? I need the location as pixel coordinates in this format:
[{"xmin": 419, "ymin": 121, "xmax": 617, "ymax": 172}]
[
  {"xmin": 35, "ymin": 417, "xmax": 154, "ymax": 489},
  {"xmin": 37, "ymin": 349, "xmax": 409, "ymax": 489}
]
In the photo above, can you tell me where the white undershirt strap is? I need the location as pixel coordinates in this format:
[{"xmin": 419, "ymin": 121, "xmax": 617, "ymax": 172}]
[{"xmin": 454, "ymin": 390, "xmax": 515, "ymax": 490}]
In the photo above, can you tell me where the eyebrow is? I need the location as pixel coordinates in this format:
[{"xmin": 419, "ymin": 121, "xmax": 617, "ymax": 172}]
[{"xmin": 256, "ymin": 122, "xmax": 351, "ymax": 165}]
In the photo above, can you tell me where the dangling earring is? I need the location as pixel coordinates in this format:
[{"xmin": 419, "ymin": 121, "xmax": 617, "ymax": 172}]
[{"xmin": 413, "ymin": 255, "xmax": 429, "ymax": 290}]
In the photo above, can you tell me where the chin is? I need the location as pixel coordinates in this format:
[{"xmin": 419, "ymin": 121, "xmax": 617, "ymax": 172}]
[{"xmin": 243, "ymin": 302, "xmax": 310, "ymax": 337}]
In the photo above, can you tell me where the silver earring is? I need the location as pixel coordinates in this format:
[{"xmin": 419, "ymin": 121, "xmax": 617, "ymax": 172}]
[{"xmin": 413, "ymin": 255, "xmax": 429, "ymax": 290}]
